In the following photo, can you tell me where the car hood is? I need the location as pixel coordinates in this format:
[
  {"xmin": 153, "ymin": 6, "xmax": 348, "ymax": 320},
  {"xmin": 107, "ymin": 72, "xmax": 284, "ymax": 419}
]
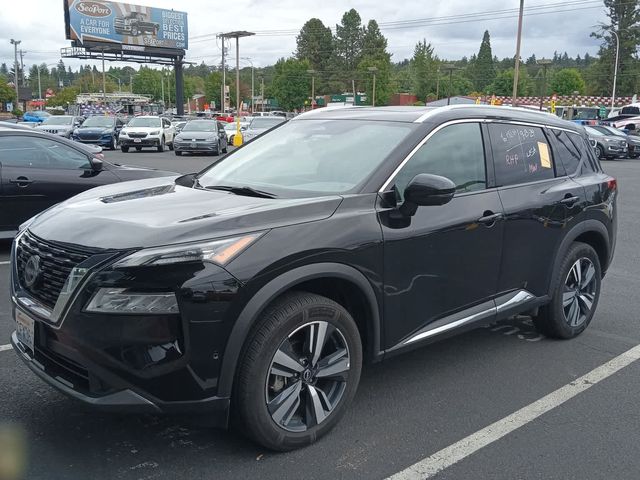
[
  {"xmin": 36, "ymin": 125, "xmax": 73, "ymax": 131},
  {"xmin": 28, "ymin": 177, "xmax": 342, "ymax": 250},
  {"xmin": 77, "ymin": 126, "xmax": 113, "ymax": 133}
]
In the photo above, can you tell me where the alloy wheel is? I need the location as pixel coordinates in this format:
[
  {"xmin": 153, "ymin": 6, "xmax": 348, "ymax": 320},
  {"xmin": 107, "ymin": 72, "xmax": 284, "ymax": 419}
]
[
  {"xmin": 265, "ymin": 320, "xmax": 351, "ymax": 432},
  {"xmin": 562, "ymin": 257, "xmax": 597, "ymax": 327}
]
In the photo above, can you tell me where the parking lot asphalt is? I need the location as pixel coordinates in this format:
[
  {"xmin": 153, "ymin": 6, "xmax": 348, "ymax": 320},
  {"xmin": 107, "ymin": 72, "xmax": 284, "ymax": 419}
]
[{"xmin": 0, "ymin": 155, "xmax": 639, "ymax": 480}]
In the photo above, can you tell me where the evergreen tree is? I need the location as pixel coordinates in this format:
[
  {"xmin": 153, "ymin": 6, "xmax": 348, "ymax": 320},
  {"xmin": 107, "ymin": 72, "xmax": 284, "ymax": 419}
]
[
  {"xmin": 0, "ymin": 63, "xmax": 8, "ymax": 76},
  {"xmin": 358, "ymin": 21, "xmax": 392, "ymax": 105},
  {"xmin": 411, "ymin": 40, "xmax": 438, "ymax": 101},
  {"xmin": 296, "ymin": 18, "xmax": 334, "ymax": 71},
  {"xmin": 362, "ymin": 20, "xmax": 389, "ymax": 61},
  {"xmin": 470, "ymin": 30, "xmax": 496, "ymax": 91},
  {"xmin": 333, "ymin": 8, "xmax": 365, "ymax": 89}
]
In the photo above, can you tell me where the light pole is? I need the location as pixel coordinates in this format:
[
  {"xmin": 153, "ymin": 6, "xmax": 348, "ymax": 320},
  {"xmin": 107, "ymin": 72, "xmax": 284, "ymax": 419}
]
[
  {"xmin": 443, "ymin": 64, "xmax": 458, "ymax": 106},
  {"xmin": 367, "ymin": 66, "xmax": 378, "ymax": 107},
  {"xmin": 610, "ymin": 29, "xmax": 620, "ymax": 110},
  {"xmin": 220, "ymin": 31, "xmax": 255, "ymax": 146},
  {"xmin": 260, "ymin": 76, "xmax": 265, "ymax": 112},
  {"xmin": 307, "ymin": 69, "xmax": 316, "ymax": 109},
  {"xmin": 241, "ymin": 57, "xmax": 255, "ymax": 113},
  {"xmin": 10, "ymin": 39, "xmax": 21, "ymax": 110},
  {"xmin": 536, "ymin": 58, "xmax": 552, "ymax": 111},
  {"xmin": 106, "ymin": 72, "xmax": 122, "ymax": 91},
  {"xmin": 512, "ymin": 0, "xmax": 525, "ymax": 106}
]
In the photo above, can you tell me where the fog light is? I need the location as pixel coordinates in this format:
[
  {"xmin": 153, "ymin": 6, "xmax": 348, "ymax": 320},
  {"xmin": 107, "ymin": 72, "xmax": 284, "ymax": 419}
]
[{"xmin": 86, "ymin": 288, "xmax": 179, "ymax": 314}]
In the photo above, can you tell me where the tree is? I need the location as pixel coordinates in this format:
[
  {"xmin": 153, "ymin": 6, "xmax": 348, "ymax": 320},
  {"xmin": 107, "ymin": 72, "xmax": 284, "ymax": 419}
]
[
  {"xmin": 440, "ymin": 71, "xmax": 475, "ymax": 97},
  {"xmin": 590, "ymin": 0, "xmax": 640, "ymax": 96},
  {"xmin": 271, "ymin": 57, "xmax": 311, "ymax": 111},
  {"xmin": 132, "ymin": 67, "xmax": 162, "ymax": 100},
  {"xmin": 0, "ymin": 63, "xmax": 8, "ymax": 76},
  {"xmin": 333, "ymin": 8, "xmax": 365, "ymax": 87},
  {"xmin": 470, "ymin": 30, "xmax": 496, "ymax": 91},
  {"xmin": 204, "ymin": 71, "xmax": 223, "ymax": 109},
  {"xmin": 46, "ymin": 86, "xmax": 79, "ymax": 107},
  {"xmin": 362, "ymin": 20, "xmax": 389, "ymax": 61},
  {"xmin": 296, "ymin": 18, "xmax": 333, "ymax": 71},
  {"xmin": 487, "ymin": 67, "xmax": 532, "ymax": 96},
  {"xmin": 550, "ymin": 68, "xmax": 586, "ymax": 95},
  {"xmin": 411, "ymin": 40, "xmax": 438, "ymax": 101},
  {"xmin": 357, "ymin": 56, "xmax": 392, "ymax": 105},
  {"xmin": 0, "ymin": 77, "xmax": 16, "ymax": 105}
]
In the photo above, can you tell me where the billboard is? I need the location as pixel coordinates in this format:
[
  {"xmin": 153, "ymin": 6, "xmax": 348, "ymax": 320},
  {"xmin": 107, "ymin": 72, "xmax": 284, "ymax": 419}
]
[{"xmin": 64, "ymin": 0, "xmax": 188, "ymax": 53}]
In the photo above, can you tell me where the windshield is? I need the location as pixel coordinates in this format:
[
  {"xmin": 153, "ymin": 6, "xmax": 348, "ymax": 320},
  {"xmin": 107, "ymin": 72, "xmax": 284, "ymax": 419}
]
[
  {"xmin": 197, "ymin": 120, "xmax": 415, "ymax": 197},
  {"xmin": 575, "ymin": 108, "xmax": 599, "ymax": 120},
  {"xmin": 182, "ymin": 121, "xmax": 216, "ymax": 132},
  {"xmin": 584, "ymin": 126, "xmax": 603, "ymax": 136},
  {"xmin": 603, "ymin": 127, "xmax": 626, "ymax": 137},
  {"xmin": 42, "ymin": 116, "xmax": 74, "ymax": 126},
  {"xmin": 249, "ymin": 117, "xmax": 285, "ymax": 129},
  {"xmin": 83, "ymin": 116, "xmax": 115, "ymax": 128},
  {"xmin": 127, "ymin": 117, "xmax": 162, "ymax": 128}
]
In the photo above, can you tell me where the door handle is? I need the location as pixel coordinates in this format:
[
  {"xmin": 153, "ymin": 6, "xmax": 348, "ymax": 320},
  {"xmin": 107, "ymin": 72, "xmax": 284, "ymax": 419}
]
[
  {"xmin": 477, "ymin": 211, "xmax": 503, "ymax": 225},
  {"xmin": 10, "ymin": 176, "xmax": 33, "ymax": 187},
  {"xmin": 560, "ymin": 195, "xmax": 580, "ymax": 206}
]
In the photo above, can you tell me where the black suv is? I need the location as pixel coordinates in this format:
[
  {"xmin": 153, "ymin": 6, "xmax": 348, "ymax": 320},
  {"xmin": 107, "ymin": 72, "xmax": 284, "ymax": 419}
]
[{"xmin": 10, "ymin": 106, "xmax": 617, "ymax": 451}]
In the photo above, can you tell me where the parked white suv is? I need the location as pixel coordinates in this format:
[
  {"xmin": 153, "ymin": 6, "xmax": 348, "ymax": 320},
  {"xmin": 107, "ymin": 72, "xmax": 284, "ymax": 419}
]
[{"xmin": 119, "ymin": 116, "xmax": 175, "ymax": 152}]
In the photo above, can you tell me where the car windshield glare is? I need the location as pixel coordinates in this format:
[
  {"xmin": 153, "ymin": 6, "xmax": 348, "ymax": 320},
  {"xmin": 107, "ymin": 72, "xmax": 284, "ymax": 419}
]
[
  {"xmin": 249, "ymin": 118, "xmax": 285, "ymax": 129},
  {"xmin": 42, "ymin": 117, "xmax": 73, "ymax": 125},
  {"xmin": 128, "ymin": 118, "xmax": 162, "ymax": 128},
  {"xmin": 198, "ymin": 119, "xmax": 415, "ymax": 196},
  {"xmin": 182, "ymin": 121, "xmax": 216, "ymax": 132},
  {"xmin": 83, "ymin": 117, "xmax": 114, "ymax": 127}
]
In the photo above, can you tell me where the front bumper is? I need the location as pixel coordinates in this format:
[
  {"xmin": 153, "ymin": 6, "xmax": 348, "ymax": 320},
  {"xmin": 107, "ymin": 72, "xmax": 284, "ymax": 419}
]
[
  {"xmin": 605, "ymin": 144, "xmax": 627, "ymax": 157},
  {"xmin": 174, "ymin": 140, "xmax": 218, "ymax": 152},
  {"xmin": 10, "ymin": 233, "xmax": 241, "ymax": 426},
  {"xmin": 120, "ymin": 137, "xmax": 161, "ymax": 147},
  {"xmin": 73, "ymin": 136, "xmax": 113, "ymax": 147}
]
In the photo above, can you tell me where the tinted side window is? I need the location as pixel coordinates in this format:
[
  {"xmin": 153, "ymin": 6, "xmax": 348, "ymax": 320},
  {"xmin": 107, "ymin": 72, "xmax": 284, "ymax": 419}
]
[
  {"xmin": 489, "ymin": 123, "xmax": 555, "ymax": 186},
  {"xmin": 549, "ymin": 130, "xmax": 582, "ymax": 175},
  {"xmin": 576, "ymin": 135, "xmax": 602, "ymax": 173},
  {"xmin": 393, "ymin": 122, "xmax": 487, "ymax": 200},
  {"xmin": 0, "ymin": 136, "xmax": 90, "ymax": 169}
]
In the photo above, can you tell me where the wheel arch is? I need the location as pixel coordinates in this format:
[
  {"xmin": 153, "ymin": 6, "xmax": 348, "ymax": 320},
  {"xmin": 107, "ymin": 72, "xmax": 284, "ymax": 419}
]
[
  {"xmin": 549, "ymin": 220, "xmax": 610, "ymax": 296},
  {"xmin": 217, "ymin": 262, "xmax": 382, "ymax": 398}
]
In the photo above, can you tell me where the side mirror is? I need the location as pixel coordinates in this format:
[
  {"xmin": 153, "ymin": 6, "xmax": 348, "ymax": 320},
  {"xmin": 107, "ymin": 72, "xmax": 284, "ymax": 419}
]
[
  {"xmin": 90, "ymin": 157, "xmax": 103, "ymax": 171},
  {"xmin": 399, "ymin": 174, "xmax": 456, "ymax": 216}
]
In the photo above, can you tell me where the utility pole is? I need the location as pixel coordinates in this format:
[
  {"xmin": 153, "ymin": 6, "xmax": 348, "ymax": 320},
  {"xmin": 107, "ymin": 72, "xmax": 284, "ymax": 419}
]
[
  {"xmin": 368, "ymin": 66, "xmax": 378, "ymax": 107},
  {"xmin": 37, "ymin": 65, "xmax": 42, "ymax": 101},
  {"xmin": 307, "ymin": 69, "xmax": 316, "ymax": 109},
  {"xmin": 536, "ymin": 58, "xmax": 552, "ymax": 111},
  {"xmin": 435, "ymin": 66, "xmax": 440, "ymax": 100},
  {"xmin": 19, "ymin": 49, "xmax": 26, "ymax": 86},
  {"xmin": 101, "ymin": 50, "xmax": 106, "ymax": 104},
  {"xmin": 218, "ymin": 36, "xmax": 227, "ymax": 112},
  {"xmin": 260, "ymin": 76, "xmax": 264, "ymax": 112},
  {"xmin": 161, "ymin": 69, "xmax": 165, "ymax": 109},
  {"xmin": 352, "ymin": 79, "xmax": 356, "ymax": 105},
  {"xmin": 610, "ymin": 29, "xmax": 620, "ymax": 110},
  {"xmin": 443, "ymin": 64, "xmax": 457, "ymax": 106},
  {"xmin": 167, "ymin": 71, "xmax": 171, "ymax": 108},
  {"xmin": 10, "ymin": 39, "xmax": 20, "ymax": 110},
  {"xmin": 512, "ymin": 0, "xmax": 525, "ymax": 106}
]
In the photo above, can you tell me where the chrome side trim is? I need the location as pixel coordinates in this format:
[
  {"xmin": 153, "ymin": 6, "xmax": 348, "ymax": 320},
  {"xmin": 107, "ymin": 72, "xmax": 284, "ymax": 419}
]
[
  {"xmin": 496, "ymin": 289, "xmax": 535, "ymax": 313},
  {"xmin": 403, "ymin": 306, "xmax": 495, "ymax": 345},
  {"xmin": 379, "ymin": 118, "xmax": 483, "ymax": 192}
]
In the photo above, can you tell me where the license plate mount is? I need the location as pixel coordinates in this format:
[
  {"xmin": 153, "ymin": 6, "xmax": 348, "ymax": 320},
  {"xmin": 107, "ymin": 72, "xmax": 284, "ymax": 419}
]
[{"xmin": 15, "ymin": 309, "xmax": 35, "ymax": 353}]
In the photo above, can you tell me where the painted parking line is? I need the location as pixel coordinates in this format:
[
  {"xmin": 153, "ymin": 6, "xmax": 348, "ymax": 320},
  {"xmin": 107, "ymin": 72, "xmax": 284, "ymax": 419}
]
[
  {"xmin": 0, "ymin": 261, "xmax": 9, "ymax": 266},
  {"xmin": 387, "ymin": 343, "xmax": 640, "ymax": 480},
  {"xmin": 0, "ymin": 344, "xmax": 12, "ymax": 352}
]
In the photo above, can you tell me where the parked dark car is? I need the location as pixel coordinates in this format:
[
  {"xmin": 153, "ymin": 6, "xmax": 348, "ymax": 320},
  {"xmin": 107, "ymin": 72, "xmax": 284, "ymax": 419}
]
[
  {"xmin": 72, "ymin": 116, "xmax": 123, "ymax": 150},
  {"xmin": 591, "ymin": 124, "xmax": 640, "ymax": 158},
  {"xmin": 35, "ymin": 115, "xmax": 83, "ymax": 138},
  {"xmin": 584, "ymin": 125, "xmax": 627, "ymax": 160},
  {"xmin": 0, "ymin": 127, "xmax": 176, "ymax": 238},
  {"xmin": 10, "ymin": 106, "xmax": 617, "ymax": 451},
  {"xmin": 174, "ymin": 120, "xmax": 228, "ymax": 156}
]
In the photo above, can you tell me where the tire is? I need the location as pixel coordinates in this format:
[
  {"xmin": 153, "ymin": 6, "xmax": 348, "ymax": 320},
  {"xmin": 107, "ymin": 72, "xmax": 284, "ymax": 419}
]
[
  {"xmin": 213, "ymin": 141, "xmax": 220, "ymax": 156},
  {"xmin": 121, "ymin": 146, "xmax": 129, "ymax": 153},
  {"xmin": 175, "ymin": 151, "xmax": 182, "ymax": 156},
  {"xmin": 168, "ymin": 140, "xmax": 174, "ymax": 151},
  {"xmin": 234, "ymin": 292, "xmax": 362, "ymax": 451},
  {"xmin": 222, "ymin": 141, "xmax": 228, "ymax": 154},
  {"xmin": 229, "ymin": 135, "xmax": 234, "ymax": 146},
  {"xmin": 157, "ymin": 136, "xmax": 165, "ymax": 152},
  {"xmin": 596, "ymin": 145, "xmax": 605, "ymax": 160},
  {"xmin": 109, "ymin": 136, "xmax": 117, "ymax": 150},
  {"xmin": 533, "ymin": 242, "xmax": 601, "ymax": 339},
  {"xmin": 135, "ymin": 146, "xmax": 142, "ymax": 151}
]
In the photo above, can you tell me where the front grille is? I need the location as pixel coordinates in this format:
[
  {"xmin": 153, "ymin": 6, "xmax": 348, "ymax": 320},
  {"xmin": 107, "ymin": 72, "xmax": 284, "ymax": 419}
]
[
  {"xmin": 78, "ymin": 132, "xmax": 102, "ymax": 140},
  {"xmin": 17, "ymin": 231, "xmax": 99, "ymax": 308},
  {"xmin": 41, "ymin": 128, "xmax": 61, "ymax": 134},
  {"xmin": 128, "ymin": 132, "xmax": 148, "ymax": 138}
]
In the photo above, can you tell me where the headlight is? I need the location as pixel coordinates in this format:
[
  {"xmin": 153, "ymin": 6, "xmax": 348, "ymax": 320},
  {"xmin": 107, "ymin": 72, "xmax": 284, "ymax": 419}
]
[
  {"xmin": 175, "ymin": 135, "xmax": 183, "ymax": 142},
  {"xmin": 72, "ymin": 128, "xmax": 79, "ymax": 136},
  {"xmin": 603, "ymin": 138, "xmax": 613, "ymax": 142},
  {"xmin": 113, "ymin": 233, "xmax": 263, "ymax": 268},
  {"xmin": 120, "ymin": 130, "xmax": 128, "ymax": 136},
  {"xmin": 149, "ymin": 130, "xmax": 160, "ymax": 135},
  {"xmin": 206, "ymin": 135, "xmax": 216, "ymax": 141},
  {"xmin": 86, "ymin": 288, "xmax": 179, "ymax": 314}
]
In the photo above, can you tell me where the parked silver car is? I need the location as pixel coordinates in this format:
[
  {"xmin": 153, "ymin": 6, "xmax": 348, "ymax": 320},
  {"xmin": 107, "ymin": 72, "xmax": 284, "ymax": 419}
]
[{"xmin": 35, "ymin": 116, "xmax": 83, "ymax": 138}]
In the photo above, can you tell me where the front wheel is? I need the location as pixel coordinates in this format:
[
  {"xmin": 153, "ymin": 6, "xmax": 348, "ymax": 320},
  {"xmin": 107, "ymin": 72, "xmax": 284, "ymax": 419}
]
[
  {"xmin": 234, "ymin": 292, "xmax": 362, "ymax": 451},
  {"xmin": 533, "ymin": 242, "xmax": 601, "ymax": 339},
  {"xmin": 596, "ymin": 145, "xmax": 605, "ymax": 160},
  {"xmin": 110, "ymin": 136, "xmax": 117, "ymax": 150},
  {"xmin": 175, "ymin": 150, "xmax": 182, "ymax": 156},
  {"xmin": 157, "ymin": 137, "xmax": 165, "ymax": 152},
  {"xmin": 121, "ymin": 146, "xmax": 129, "ymax": 153},
  {"xmin": 168, "ymin": 140, "xmax": 174, "ymax": 151}
]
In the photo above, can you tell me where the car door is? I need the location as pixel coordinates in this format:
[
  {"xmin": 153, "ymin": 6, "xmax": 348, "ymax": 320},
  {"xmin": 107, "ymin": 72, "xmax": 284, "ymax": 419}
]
[
  {"xmin": 163, "ymin": 118, "xmax": 175, "ymax": 142},
  {"xmin": 378, "ymin": 121, "xmax": 505, "ymax": 349},
  {"xmin": 0, "ymin": 134, "xmax": 120, "ymax": 230},
  {"xmin": 487, "ymin": 123, "xmax": 586, "ymax": 299}
]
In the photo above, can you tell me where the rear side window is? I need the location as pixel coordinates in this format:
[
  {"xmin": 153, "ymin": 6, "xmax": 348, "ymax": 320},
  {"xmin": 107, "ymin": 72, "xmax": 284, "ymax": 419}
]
[
  {"xmin": 549, "ymin": 130, "xmax": 582, "ymax": 175},
  {"xmin": 488, "ymin": 123, "xmax": 555, "ymax": 186},
  {"xmin": 578, "ymin": 136, "xmax": 602, "ymax": 173}
]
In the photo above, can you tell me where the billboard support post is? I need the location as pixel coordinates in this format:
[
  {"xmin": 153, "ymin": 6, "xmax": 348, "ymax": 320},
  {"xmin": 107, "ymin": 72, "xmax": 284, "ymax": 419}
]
[
  {"xmin": 175, "ymin": 57, "xmax": 184, "ymax": 115},
  {"xmin": 102, "ymin": 50, "xmax": 106, "ymax": 104}
]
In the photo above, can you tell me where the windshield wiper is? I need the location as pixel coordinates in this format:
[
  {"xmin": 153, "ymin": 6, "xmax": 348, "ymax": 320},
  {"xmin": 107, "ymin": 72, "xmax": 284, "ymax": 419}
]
[{"xmin": 204, "ymin": 185, "xmax": 277, "ymax": 198}]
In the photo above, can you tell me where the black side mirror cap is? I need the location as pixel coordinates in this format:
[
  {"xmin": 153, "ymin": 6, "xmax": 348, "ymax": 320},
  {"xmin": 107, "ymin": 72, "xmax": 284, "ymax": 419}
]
[{"xmin": 400, "ymin": 174, "xmax": 456, "ymax": 216}]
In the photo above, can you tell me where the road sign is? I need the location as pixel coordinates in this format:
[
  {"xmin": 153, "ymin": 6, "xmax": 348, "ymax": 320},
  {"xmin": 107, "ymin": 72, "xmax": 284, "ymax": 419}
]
[{"xmin": 599, "ymin": 106, "xmax": 607, "ymax": 118}]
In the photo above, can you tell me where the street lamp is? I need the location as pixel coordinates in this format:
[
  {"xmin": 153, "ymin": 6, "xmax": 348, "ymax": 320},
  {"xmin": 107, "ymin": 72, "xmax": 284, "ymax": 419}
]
[
  {"xmin": 307, "ymin": 69, "xmax": 316, "ymax": 110},
  {"xmin": 10, "ymin": 39, "xmax": 21, "ymax": 110},
  {"xmin": 220, "ymin": 31, "xmax": 255, "ymax": 146},
  {"xmin": 106, "ymin": 72, "xmax": 122, "ymax": 92},
  {"xmin": 367, "ymin": 66, "xmax": 378, "ymax": 107},
  {"xmin": 241, "ymin": 57, "xmax": 255, "ymax": 113},
  {"xmin": 536, "ymin": 58, "xmax": 552, "ymax": 111}
]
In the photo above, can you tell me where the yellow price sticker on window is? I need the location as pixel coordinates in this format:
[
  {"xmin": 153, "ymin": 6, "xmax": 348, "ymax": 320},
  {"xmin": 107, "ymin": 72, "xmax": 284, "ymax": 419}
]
[{"xmin": 538, "ymin": 141, "xmax": 551, "ymax": 168}]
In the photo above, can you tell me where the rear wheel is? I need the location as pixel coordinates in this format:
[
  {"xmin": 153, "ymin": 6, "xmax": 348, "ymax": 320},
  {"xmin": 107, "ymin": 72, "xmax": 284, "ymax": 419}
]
[
  {"xmin": 596, "ymin": 145, "xmax": 605, "ymax": 160},
  {"xmin": 533, "ymin": 242, "xmax": 601, "ymax": 339},
  {"xmin": 157, "ymin": 136, "xmax": 165, "ymax": 152},
  {"xmin": 121, "ymin": 146, "xmax": 129, "ymax": 153},
  {"xmin": 168, "ymin": 140, "xmax": 174, "ymax": 151},
  {"xmin": 234, "ymin": 292, "xmax": 362, "ymax": 451}
]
